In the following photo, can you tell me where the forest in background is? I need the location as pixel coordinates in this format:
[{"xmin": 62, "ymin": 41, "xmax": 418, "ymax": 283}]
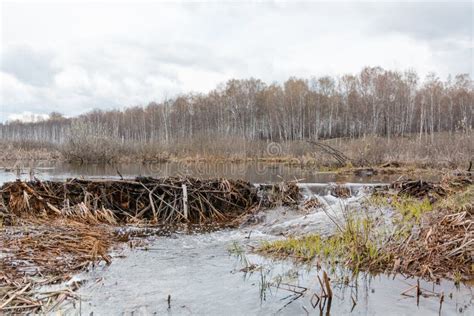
[{"xmin": 0, "ymin": 67, "xmax": 472, "ymax": 165}]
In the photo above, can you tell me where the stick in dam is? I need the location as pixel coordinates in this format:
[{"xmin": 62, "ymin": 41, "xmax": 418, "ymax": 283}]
[{"xmin": 182, "ymin": 183, "xmax": 188, "ymax": 221}]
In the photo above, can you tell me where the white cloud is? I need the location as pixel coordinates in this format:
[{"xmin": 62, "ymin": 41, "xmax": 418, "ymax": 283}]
[
  {"xmin": 54, "ymin": 66, "xmax": 91, "ymax": 90},
  {"xmin": 8, "ymin": 111, "xmax": 49, "ymax": 122},
  {"xmin": 0, "ymin": 72, "xmax": 37, "ymax": 105},
  {"xmin": 0, "ymin": 1, "xmax": 471, "ymax": 121}
]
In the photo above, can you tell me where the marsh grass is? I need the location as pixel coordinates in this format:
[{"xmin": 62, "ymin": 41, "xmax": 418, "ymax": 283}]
[
  {"xmin": 369, "ymin": 195, "xmax": 433, "ymax": 222},
  {"xmin": 259, "ymin": 210, "xmax": 391, "ymax": 273},
  {"xmin": 260, "ymin": 182, "xmax": 473, "ymax": 281},
  {"xmin": 228, "ymin": 241, "xmax": 248, "ymax": 265},
  {"xmin": 437, "ymin": 185, "xmax": 474, "ymax": 213},
  {"xmin": 2, "ymin": 132, "xmax": 472, "ymax": 170},
  {"xmin": 228, "ymin": 241, "xmax": 261, "ymax": 275}
]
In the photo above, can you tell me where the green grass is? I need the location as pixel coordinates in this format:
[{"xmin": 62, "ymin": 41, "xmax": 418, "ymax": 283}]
[
  {"xmin": 370, "ymin": 194, "xmax": 432, "ymax": 222},
  {"xmin": 259, "ymin": 214, "xmax": 391, "ymax": 273}
]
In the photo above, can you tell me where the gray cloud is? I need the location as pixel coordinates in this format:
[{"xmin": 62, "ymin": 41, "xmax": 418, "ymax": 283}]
[
  {"xmin": 1, "ymin": 46, "xmax": 58, "ymax": 87},
  {"xmin": 0, "ymin": 1, "xmax": 472, "ymax": 121},
  {"xmin": 369, "ymin": 2, "xmax": 472, "ymax": 41},
  {"xmin": 368, "ymin": 2, "xmax": 473, "ymax": 78}
]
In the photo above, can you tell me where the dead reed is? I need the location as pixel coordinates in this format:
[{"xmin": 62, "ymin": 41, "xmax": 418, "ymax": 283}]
[
  {"xmin": 388, "ymin": 208, "xmax": 473, "ymax": 281},
  {"xmin": 2, "ymin": 132, "xmax": 472, "ymax": 170},
  {"xmin": 386, "ymin": 179, "xmax": 473, "ymax": 281},
  {"xmin": 0, "ymin": 219, "xmax": 114, "ymax": 313}
]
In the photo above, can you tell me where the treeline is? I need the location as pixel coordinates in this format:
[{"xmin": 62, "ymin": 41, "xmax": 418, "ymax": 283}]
[{"xmin": 1, "ymin": 67, "xmax": 472, "ymax": 146}]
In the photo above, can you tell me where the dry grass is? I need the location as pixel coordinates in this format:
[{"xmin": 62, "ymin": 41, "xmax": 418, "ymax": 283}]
[
  {"xmin": 0, "ymin": 140, "xmax": 61, "ymax": 161},
  {"xmin": 0, "ymin": 218, "xmax": 115, "ymax": 313},
  {"xmin": 388, "ymin": 207, "xmax": 472, "ymax": 281},
  {"xmin": 335, "ymin": 132, "xmax": 473, "ymax": 168},
  {"xmin": 1, "ymin": 132, "xmax": 472, "ymax": 170},
  {"xmin": 386, "ymin": 182, "xmax": 473, "ymax": 281}
]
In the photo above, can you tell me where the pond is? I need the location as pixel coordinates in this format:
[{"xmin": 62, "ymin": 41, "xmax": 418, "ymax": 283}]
[
  {"xmin": 65, "ymin": 229, "xmax": 471, "ymax": 315},
  {"xmin": 0, "ymin": 162, "xmax": 471, "ymax": 315}
]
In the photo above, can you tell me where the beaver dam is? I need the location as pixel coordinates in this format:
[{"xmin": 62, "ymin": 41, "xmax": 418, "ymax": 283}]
[
  {"xmin": 1, "ymin": 177, "xmax": 266, "ymax": 225},
  {"xmin": 0, "ymin": 174, "xmax": 473, "ymax": 314}
]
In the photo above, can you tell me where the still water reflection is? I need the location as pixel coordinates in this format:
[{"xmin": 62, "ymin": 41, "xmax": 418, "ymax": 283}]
[{"xmin": 0, "ymin": 161, "xmax": 399, "ymax": 184}]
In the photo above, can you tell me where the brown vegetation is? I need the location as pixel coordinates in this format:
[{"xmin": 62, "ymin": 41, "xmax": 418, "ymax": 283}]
[
  {"xmin": 0, "ymin": 219, "xmax": 115, "ymax": 313},
  {"xmin": 388, "ymin": 206, "xmax": 472, "ymax": 281},
  {"xmin": 259, "ymin": 176, "xmax": 473, "ymax": 282},
  {"xmin": 384, "ymin": 179, "xmax": 473, "ymax": 281},
  {"xmin": 258, "ymin": 181, "xmax": 300, "ymax": 206},
  {"xmin": 0, "ymin": 67, "xmax": 471, "ymax": 165},
  {"xmin": 1, "ymin": 132, "xmax": 472, "ymax": 171}
]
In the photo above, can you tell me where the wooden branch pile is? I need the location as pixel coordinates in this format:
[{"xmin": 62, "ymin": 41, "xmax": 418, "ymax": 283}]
[
  {"xmin": 0, "ymin": 177, "xmax": 259, "ymax": 224},
  {"xmin": 330, "ymin": 185, "xmax": 351, "ymax": 198},
  {"xmin": 0, "ymin": 220, "xmax": 114, "ymax": 313},
  {"xmin": 390, "ymin": 179, "xmax": 447, "ymax": 202},
  {"xmin": 258, "ymin": 181, "xmax": 300, "ymax": 206},
  {"xmin": 390, "ymin": 176, "xmax": 473, "ymax": 202},
  {"xmin": 377, "ymin": 176, "xmax": 473, "ymax": 280},
  {"xmin": 0, "ymin": 177, "xmax": 302, "ymax": 313}
]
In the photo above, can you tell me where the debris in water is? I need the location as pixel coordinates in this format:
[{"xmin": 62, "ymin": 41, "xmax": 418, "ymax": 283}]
[
  {"xmin": 391, "ymin": 179, "xmax": 447, "ymax": 202},
  {"xmin": 258, "ymin": 181, "xmax": 300, "ymax": 207},
  {"xmin": 302, "ymin": 197, "xmax": 322, "ymax": 211},
  {"xmin": 330, "ymin": 185, "xmax": 351, "ymax": 198},
  {"xmin": 0, "ymin": 219, "xmax": 114, "ymax": 313}
]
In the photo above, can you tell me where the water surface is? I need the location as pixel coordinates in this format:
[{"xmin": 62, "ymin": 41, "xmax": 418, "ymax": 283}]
[{"xmin": 0, "ymin": 161, "xmax": 403, "ymax": 184}]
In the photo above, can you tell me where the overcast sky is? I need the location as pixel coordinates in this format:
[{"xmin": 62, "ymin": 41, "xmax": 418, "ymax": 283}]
[{"xmin": 0, "ymin": 1, "xmax": 472, "ymax": 122}]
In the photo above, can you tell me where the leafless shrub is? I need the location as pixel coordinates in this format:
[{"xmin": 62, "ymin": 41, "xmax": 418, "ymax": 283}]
[{"xmin": 60, "ymin": 120, "xmax": 123, "ymax": 163}]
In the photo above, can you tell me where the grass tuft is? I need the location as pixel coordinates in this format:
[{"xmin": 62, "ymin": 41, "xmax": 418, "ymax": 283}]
[
  {"xmin": 370, "ymin": 194, "xmax": 433, "ymax": 222},
  {"xmin": 259, "ymin": 213, "xmax": 391, "ymax": 273}
]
